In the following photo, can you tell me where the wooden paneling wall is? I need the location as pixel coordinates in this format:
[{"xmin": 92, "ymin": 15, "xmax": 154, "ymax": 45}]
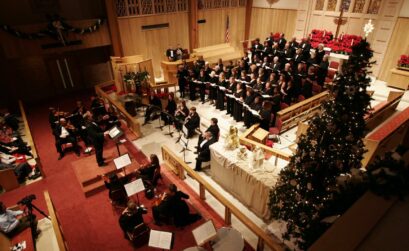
[
  {"xmin": 378, "ymin": 17, "xmax": 409, "ymax": 81},
  {"xmin": 249, "ymin": 8, "xmax": 297, "ymax": 41},
  {"xmin": 117, "ymin": 13, "xmax": 189, "ymax": 77},
  {"xmin": 197, "ymin": 7, "xmax": 246, "ymax": 48},
  {"xmin": 0, "ymin": 19, "xmax": 111, "ymax": 59}
]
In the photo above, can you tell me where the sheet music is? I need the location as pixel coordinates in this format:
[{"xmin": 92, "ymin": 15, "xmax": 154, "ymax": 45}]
[
  {"xmin": 243, "ymin": 103, "xmax": 249, "ymax": 109},
  {"xmin": 149, "ymin": 230, "xmax": 173, "ymax": 250},
  {"xmin": 113, "ymin": 153, "xmax": 132, "ymax": 169},
  {"xmin": 109, "ymin": 126, "xmax": 122, "ymax": 139},
  {"xmin": 251, "ymin": 109, "xmax": 260, "ymax": 116},
  {"xmin": 124, "ymin": 178, "xmax": 145, "ymax": 197},
  {"xmin": 262, "ymin": 95, "xmax": 272, "ymax": 99},
  {"xmin": 192, "ymin": 220, "xmax": 217, "ymax": 246},
  {"xmin": 219, "ymin": 86, "xmax": 226, "ymax": 91}
]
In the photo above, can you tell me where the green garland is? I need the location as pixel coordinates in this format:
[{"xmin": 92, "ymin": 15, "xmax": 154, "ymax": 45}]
[{"xmin": 1, "ymin": 16, "xmax": 104, "ymax": 40}]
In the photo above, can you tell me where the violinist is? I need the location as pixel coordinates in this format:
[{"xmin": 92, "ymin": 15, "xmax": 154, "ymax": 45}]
[
  {"xmin": 98, "ymin": 106, "xmax": 120, "ymax": 131},
  {"xmin": 143, "ymin": 92, "xmax": 162, "ymax": 125},
  {"xmin": 135, "ymin": 154, "xmax": 160, "ymax": 185},
  {"xmin": 53, "ymin": 118, "xmax": 81, "ymax": 160}
]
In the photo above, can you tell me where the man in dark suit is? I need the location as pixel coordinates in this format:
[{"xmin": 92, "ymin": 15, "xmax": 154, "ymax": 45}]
[
  {"xmin": 166, "ymin": 46, "xmax": 177, "ymax": 61},
  {"xmin": 184, "ymin": 107, "xmax": 200, "ymax": 138},
  {"xmin": 194, "ymin": 131, "xmax": 216, "ymax": 171},
  {"xmin": 85, "ymin": 112, "xmax": 108, "ymax": 167},
  {"xmin": 196, "ymin": 118, "xmax": 219, "ymax": 150},
  {"xmin": 53, "ymin": 118, "xmax": 80, "ymax": 160}
]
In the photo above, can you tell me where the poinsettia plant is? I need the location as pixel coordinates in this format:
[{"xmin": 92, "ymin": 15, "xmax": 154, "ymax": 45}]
[
  {"xmin": 397, "ymin": 55, "xmax": 409, "ymax": 68},
  {"xmin": 308, "ymin": 30, "xmax": 362, "ymax": 55}
]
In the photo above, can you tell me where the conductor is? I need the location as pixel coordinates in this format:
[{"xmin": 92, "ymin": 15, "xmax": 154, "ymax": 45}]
[{"xmin": 85, "ymin": 112, "xmax": 109, "ymax": 167}]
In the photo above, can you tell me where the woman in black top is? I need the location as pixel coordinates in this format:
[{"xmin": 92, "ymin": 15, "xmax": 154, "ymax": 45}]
[
  {"xmin": 136, "ymin": 154, "xmax": 160, "ymax": 184},
  {"xmin": 162, "ymin": 92, "xmax": 176, "ymax": 125}
]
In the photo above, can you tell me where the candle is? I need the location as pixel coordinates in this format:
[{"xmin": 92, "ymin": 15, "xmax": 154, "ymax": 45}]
[
  {"xmin": 323, "ymin": 30, "xmax": 326, "ymax": 38},
  {"xmin": 351, "ymin": 39, "xmax": 354, "ymax": 46}
]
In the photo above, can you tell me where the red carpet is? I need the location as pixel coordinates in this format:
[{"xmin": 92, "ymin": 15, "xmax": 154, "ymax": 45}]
[{"xmin": 0, "ymin": 91, "xmax": 254, "ymax": 251}]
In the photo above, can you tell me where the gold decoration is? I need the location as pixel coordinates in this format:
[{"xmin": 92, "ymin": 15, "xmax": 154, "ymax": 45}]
[{"xmin": 225, "ymin": 126, "xmax": 240, "ymax": 150}]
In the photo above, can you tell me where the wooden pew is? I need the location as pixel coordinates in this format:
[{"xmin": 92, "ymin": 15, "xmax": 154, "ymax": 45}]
[
  {"xmin": 44, "ymin": 190, "xmax": 68, "ymax": 251},
  {"xmin": 276, "ymin": 91, "xmax": 329, "ymax": 133},
  {"xmin": 362, "ymin": 106, "xmax": 409, "ymax": 168},
  {"xmin": 364, "ymin": 91, "xmax": 404, "ymax": 132},
  {"xmin": 161, "ymin": 145, "xmax": 285, "ymax": 251}
]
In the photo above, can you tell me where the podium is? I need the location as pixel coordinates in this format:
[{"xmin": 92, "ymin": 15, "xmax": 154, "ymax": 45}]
[{"xmin": 161, "ymin": 57, "xmax": 197, "ymax": 84}]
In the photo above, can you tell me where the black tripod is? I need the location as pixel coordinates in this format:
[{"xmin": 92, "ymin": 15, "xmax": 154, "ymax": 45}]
[
  {"xmin": 155, "ymin": 112, "xmax": 164, "ymax": 131},
  {"xmin": 25, "ymin": 202, "xmax": 50, "ymax": 250}
]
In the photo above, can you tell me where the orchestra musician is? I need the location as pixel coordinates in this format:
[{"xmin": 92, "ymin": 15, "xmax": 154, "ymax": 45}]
[
  {"xmin": 162, "ymin": 92, "xmax": 176, "ymax": 125},
  {"xmin": 135, "ymin": 154, "xmax": 160, "ymax": 185},
  {"xmin": 144, "ymin": 92, "xmax": 162, "ymax": 125},
  {"xmin": 196, "ymin": 118, "xmax": 219, "ymax": 151},
  {"xmin": 174, "ymin": 100, "xmax": 189, "ymax": 131},
  {"xmin": 194, "ymin": 131, "xmax": 216, "ymax": 172},
  {"xmin": 184, "ymin": 107, "xmax": 200, "ymax": 138},
  {"xmin": 53, "ymin": 118, "xmax": 81, "ymax": 160}
]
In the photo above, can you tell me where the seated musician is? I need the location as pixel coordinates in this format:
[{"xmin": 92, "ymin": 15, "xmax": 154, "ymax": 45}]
[
  {"xmin": 196, "ymin": 118, "xmax": 219, "ymax": 151},
  {"xmin": 152, "ymin": 184, "xmax": 200, "ymax": 227},
  {"xmin": 90, "ymin": 96, "xmax": 106, "ymax": 118},
  {"xmin": 143, "ymin": 92, "xmax": 162, "ymax": 125},
  {"xmin": 48, "ymin": 107, "xmax": 59, "ymax": 129},
  {"xmin": 0, "ymin": 201, "xmax": 39, "ymax": 238},
  {"xmin": 53, "ymin": 118, "xmax": 80, "ymax": 160},
  {"xmin": 119, "ymin": 200, "xmax": 147, "ymax": 239},
  {"xmin": 184, "ymin": 107, "xmax": 200, "ymax": 138},
  {"xmin": 102, "ymin": 173, "xmax": 128, "ymax": 203},
  {"xmin": 71, "ymin": 101, "xmax": 92, "ymax": 153},
  {"xmin": 174, "ymin": 101, "xmax": 189, "ymax": 130},
  {"xmin": 194, "ymin": 131, "xmax": 216, "ymax": 171},
  {"xmin": 162, "ymin": 92, "xmax": 176, "ymax": 125},
  {"xmin": 136, "ymin": 154, "xmax": 160, "ymax": 185}
]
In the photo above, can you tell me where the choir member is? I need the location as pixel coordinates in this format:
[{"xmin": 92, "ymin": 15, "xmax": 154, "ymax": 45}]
[
  {"xmin": 317, "ymin": 54, "xmax": 329, "ymax": 86},
  {"xmin": 315, "ymin": 43, "xmax": 325, "ymax": 64},
  {"xmin": 259, "ymin": 101, "xmax": 272, "ymax": 131},
  {"xmin": 216, "ymin": 73, "xmax": 227, "ymax": 110},
  {"xmin": 289, "ymin": 37, "xmax": 299, "ymax": 49},
  {"xmin": 225, "ymin": 77, "xmax": 237, "ymax": 115},
  {"xmin": 277, "ymin": 33, "xmax": 287, "ymax": 50},
  {"xmin": 177, "ymin": 64, "xmax": 188, "ymax": 98},
  {"xmin": 233, "ymin": 83, "xmax": 245, "ymax": 121},
  {"xmin": 196, "ymin": 69, "xmax": 208, "ymax": 103}
]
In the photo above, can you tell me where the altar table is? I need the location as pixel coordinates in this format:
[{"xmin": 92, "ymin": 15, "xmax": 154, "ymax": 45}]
[{"xmin": 210, "ymin": 142, "xmax": 281, "ymax": 220}]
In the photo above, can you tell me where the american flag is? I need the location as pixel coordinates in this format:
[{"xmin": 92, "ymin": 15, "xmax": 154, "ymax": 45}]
[{"xmin": 225, "ymin": 15, "xmax": 230, "ymax": 43}]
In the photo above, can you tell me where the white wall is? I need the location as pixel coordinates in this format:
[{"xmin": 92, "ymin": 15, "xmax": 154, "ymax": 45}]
[
  {"xmin": 399, "ymin": 0, "xmax": 409, "ymax": 17},
  {"xmin": 252, "ymin": 0, "xmax": 299, "ymax": 10}
]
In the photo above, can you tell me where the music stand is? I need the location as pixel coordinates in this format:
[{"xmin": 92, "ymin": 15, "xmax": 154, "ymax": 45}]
[
  {"xmin": 124, "ymin": 178, "xmax": 145, "ymax": 206},
  {"xmin": 192, "ymin": 220, "xmax": 217, "ymax": 248},
  {"xmin": 109, "ymin": 126, "xmax": 124, "ymax": 156},
  {"xmin": 113, "ymin": 153, "xmax": 132, "ymax": 176},
  {"xmin": 148, "ymin": 230, "xmax": 173, "ymax": 250},
  {"xmin": 162, "ymin": 112, "xmax": 174, "ymax": 137},
  {"xmin": 155, "ymin": 111, "xmax": 164, "ymax": 131},
  {"xmin": 179, "ymin": 127, "xmax": 191, "ymax": 164}
]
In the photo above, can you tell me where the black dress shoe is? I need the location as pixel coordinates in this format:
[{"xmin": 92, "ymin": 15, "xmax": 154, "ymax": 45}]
[
  {"xmin": 58, "ymin": 154, "xmax": 64, "ymax": 160},
  {"xmin": 98, "ymin": 162, "xmax": 108, "ymax": 167},
  {"xmin": 75, "ymin": 151, "xmax": 80, "ymax": 157},
  {"xmin": 194, "ymin": 168, "xmax": 202, "ymax": 172}
]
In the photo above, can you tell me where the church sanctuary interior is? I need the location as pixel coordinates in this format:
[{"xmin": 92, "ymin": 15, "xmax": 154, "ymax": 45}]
[{"xmin": 1, "ymin": 0, "xmax": 409, "ymax": 250}]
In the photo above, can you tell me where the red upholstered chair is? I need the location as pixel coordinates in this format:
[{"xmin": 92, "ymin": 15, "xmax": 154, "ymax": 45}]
[
  {"xmin": 329, "ymin": 61, "xmax": 339, "ymax": 70},
  {"xmin": 269, "ymin": 119, "xmax": 283, "ymax": 144},
  {"xmin": 312, "ymin": 83, "xmax": 322, "ymax": 95},
  {"xmin": 298, "ymin": 95, "xmax": 306, "ymax": 102},
  {"xmin": 325, "ymin": 69, "xmax": 336, "ymax": 83},
  {"xmin": 127, "ymin": 223, "xmax": 150, "ymax": 247},
  {"xmin": 280, "ymin": 102, "xmax": 289, "ymax": 110}
]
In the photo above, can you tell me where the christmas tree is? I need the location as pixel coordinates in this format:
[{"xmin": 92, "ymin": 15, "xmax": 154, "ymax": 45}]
[{"xmin": 269, "ymin": 40, "xmax": 373, "ymax": 250}]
